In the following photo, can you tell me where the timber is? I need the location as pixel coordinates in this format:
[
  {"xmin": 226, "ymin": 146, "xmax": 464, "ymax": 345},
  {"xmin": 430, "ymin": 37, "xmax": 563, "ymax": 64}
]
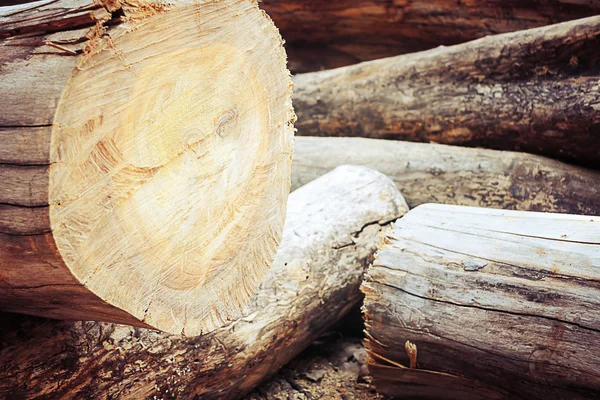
[
  {"xmin": 0, "ymin": 0, "xmax": 295, "ymax": 335},
  {"xmin": 261, "ymin": 0, "xmax": 600, "ymax": 72},
  {"xmin": 291, "ymin": 137, "xmax": 600, "ymax": 215},
  {"xmin": 362, "ymin": 204, "xmax": 600, "ymax": 399},
  {"xmin": 0, "ymin": 165, "xmax": 408, "ymax": 399},
  {"xmin": 293, "ymin": 17, "xmax": 600, "ymax": 167}
]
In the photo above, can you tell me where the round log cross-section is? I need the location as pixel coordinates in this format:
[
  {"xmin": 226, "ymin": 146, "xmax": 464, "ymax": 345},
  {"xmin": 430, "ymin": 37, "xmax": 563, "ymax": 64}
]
[{"xmin": 0, "ymin": 0, "xmax": 295, "ymax": 336}]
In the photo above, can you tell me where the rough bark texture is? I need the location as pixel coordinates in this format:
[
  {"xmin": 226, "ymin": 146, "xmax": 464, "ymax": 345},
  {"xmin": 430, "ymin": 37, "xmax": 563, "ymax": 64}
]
[
  {"xmin": 362, "ymin": 204, "xmax": 600, "ymax": 399},
  {"xmin": 293, "ymin": 17, "xmax": 600, "ymax": 168},
  {"xmin": 291, "ymin": 137, "xmax": 600, "ymax": 215},
  {"xmin": 0, "ymin": 165, "xmax": 409, "ymax": 400},
  {"xmin": 261, "ymin": 0, "xmax": 600, "ymax": 72},
  {"xmin": 0, "ymin": 0, "xmax": 295, "ymax": 335}
]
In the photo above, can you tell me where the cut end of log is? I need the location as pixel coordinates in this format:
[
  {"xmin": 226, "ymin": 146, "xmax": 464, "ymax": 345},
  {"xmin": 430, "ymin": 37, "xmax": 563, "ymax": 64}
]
[{"xmin": 26, "ymin": 0, "xmax": 295, "ymax": 335}]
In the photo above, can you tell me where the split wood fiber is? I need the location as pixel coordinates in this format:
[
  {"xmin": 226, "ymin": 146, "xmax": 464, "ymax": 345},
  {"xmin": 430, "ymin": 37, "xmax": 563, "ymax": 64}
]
[
  {"xmin": 0, "ymin": 0, "xmax": 295, "ymax": 335},
  {"xmin": 0, "ymin": 165, "xmax": 408, "ymax": 399},
  {"xmin": 362, "ymin": 204, "xmax": 600, "ymax": 399}
]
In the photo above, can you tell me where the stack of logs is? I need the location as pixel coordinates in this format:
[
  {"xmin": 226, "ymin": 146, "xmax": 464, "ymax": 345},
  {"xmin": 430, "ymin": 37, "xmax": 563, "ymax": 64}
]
[{"xmin": 1, "ymin": 1, "xmax": 600, "ymax": 399}]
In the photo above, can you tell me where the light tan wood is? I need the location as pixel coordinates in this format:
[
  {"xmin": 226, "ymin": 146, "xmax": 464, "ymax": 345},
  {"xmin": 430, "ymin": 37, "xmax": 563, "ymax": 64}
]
[
  {"xmin": 293, "ymin": 17, "xmax": 600, "ymax": 167},
  {"xmin": 0, "ymin": 0, "xmax": 295, "ymax": 336},
  {"xmin": 0, "ymin": 165, "xmax": 409, "ymax": 399},
  {"xmin": 291, "ymin": 137, "xmax": 600, "ymax": 215},
  {"xmin": 362, "ymin": 204, "xmax": 600, "ymax": 399}
]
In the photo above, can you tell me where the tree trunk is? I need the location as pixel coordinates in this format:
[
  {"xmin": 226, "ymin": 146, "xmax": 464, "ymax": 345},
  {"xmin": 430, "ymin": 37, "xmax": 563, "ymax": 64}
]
[
  {"xmin": 293, "ymin": 17, "xmax": 600, "ymax": 168},
  {"xmin": 0, "ymin": 165, "xmax": 408, "ymax": 400},
  {"xmin": 291, "ymin": 137, "xmax": 600, "ymax": 215},
  {"xmin": 0, "ymin": 0, "xmax": 295, "ymax": 335},
  {"xmin": 260, "ymin": 0, "xmax": 600, "ymax": 72},
  {"xmin": 362, "ymin": 204, "xmax": 600, "ymax": 400}
]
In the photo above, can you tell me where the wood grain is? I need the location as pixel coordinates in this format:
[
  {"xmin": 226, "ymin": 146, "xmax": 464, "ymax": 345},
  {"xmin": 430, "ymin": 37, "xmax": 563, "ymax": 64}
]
[
  {"xmin": 0, "ymin": 0, "xmax": 295, "ymax": 336},
  {"xmin": 293, "ymin": 17, "xmax": 600, "ymax": 167},
  {"xmin": 362, "ymin": 204, "xmax": 600, "ymax": 399},
  {"xmin": 291, "ymin": 137, "xmax": 600, "ymax": 215},
  {"xmin": 0, "ymin": 165, "xmax": 408, "ymax": 399}
]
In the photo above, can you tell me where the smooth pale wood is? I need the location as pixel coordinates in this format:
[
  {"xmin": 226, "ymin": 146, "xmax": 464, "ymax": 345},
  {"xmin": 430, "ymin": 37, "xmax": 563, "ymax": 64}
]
[
  {"xmin": 0, "ymin": 0, "xmax": 295, "ymax": 336},
  {"xmin": 0, "ymin": 165, "xmax": 409, "ymax": 399},
  {"xmin": 293, "ymin": 17, "xmax": 600, "ymax": 167},
  {"xmin": 291, "ymin": 137, "xmax": 600, "ymax": 215},
  {"xmin": 261, "ymin": 0, "xmax": 600, "ymax": 72},
  {"xmin": 362, "ymin": 204, "xmax": 600, "ymax": 399}
]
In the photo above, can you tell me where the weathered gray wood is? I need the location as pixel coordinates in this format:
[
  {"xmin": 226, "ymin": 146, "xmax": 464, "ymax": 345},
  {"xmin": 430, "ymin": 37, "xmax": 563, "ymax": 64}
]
[
  {"xmin": 291, "ymin": 137, "xmax": 600, "ymax": 215},
  {"xmin": 0, "ymin": 165, "xmax": 408, "ymax": 399},
  {"xmin": 293, "ymin": 17, "xmax": 600, "ymax": 167},
  {"xmin": 362, "ymin": 204, "xmax": 600, "ymax": 399},
  {"xmin": 261, "ymin": 0, "xmax": 600, "ymax": 72}
]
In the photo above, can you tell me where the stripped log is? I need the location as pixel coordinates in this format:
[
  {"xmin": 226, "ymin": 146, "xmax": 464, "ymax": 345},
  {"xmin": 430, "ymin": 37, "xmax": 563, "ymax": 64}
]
[
  {"xmin": 293, "ymin": 17, "xmax": 600, "ymax": 167},
  {"xmin": 261, "ymin": 0, "xmax": 600, "ymax": 72},
  {"xmin": 362, "ymin": 204, "xmax": 600, "ymax": 399},
  {"xmin": 0, "ymin": 165, "xmax": 408, "ymax": 400},
  {"xmin": 291, "ymin": 137, "xmax": 600, "ymax": 215},
  {"xmin": 0, "ymin": 0, "xmax": 295, "ymax": 335}
]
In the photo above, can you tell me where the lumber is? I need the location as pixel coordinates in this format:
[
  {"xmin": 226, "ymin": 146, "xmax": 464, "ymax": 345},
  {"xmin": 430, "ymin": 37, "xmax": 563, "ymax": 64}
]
[
  {"xmin": 0, "ymin": 0, "xmax": 295, "ymax": 335},
  {"xmin": 362, "ymin": 204, "xmax": 600, "ymax": 399},
  {"xmin": 293, "ymin": 17, "xmax": 600, "ymax": 167},
  {"xmin": 291, "ymin": 137, "xmax": 600, "ymax": 215},
  {"xmin": 0, "ymin": 165, "xmax": 408, "ymax": 399}
]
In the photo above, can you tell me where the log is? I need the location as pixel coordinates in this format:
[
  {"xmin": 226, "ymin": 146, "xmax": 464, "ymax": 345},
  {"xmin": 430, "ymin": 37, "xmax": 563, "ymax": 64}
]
[
  {"xmin": 0, "ymin": 165, "xmax": 408, "ymax": 399},
  {"xmin": 362, "ymin": 204, "xmax": 600, "ymax": 399},
  {"xmin": 291, "ymin": 137, "xmax": 600, "ymax": 215},
  {"xmin": 293, "ymin": 17, "xmax": 600, "ymax": 168},
  {"xmin": 261, "ymin": 0, "xmax": 600, "ymax": 72},
  {"xmin": 0, "ymin": 0, "xmax": 295, "ymax": 335}
]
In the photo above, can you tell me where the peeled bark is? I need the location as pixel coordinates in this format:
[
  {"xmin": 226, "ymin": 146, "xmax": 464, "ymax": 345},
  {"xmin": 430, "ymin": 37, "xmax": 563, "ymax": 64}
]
[
  {"xmin": 362, "ymin": 204, "xmax": 600, "ymax": 399},
  {"xmin": 261, "ymin": 0, "xmax": 600, "ymax": 72},
  {"xmin": 291, "ymin": 137, "xmax": 600, "ymax": 215},
  {"xmin": 293, "ymin": 17, "xmax": 600, "ymax": 168},
  {"xmin": 0, "ymin": 165, "xmax": 408, "ymax": 400},
  {"xmin": 0, "ymin": 0, "xmax": 295, "ymax": 335}
]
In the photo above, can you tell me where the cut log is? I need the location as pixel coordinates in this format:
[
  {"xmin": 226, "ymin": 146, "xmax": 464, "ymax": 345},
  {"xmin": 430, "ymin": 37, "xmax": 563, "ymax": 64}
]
[
  {"xmin": 291, "ymin": 137, "xmax": 600, "ymax": 215},
  {"xmin": 0, "ymin": 0, "xmax": 295, "ymax": 336},
  {"xmin": 293, "ymin": 17, "xmax": 600, "ymax": 168},
  {"xmin": 261, "ymin": 0, "xmax": 600, "ymax": 72},
  {"xmin": 0, "ymin": 165, "xmax": 408, "ymax": 399},
  {"xmin": 362, "ymin": 204, "xmax": 600, "ymax": 399}
]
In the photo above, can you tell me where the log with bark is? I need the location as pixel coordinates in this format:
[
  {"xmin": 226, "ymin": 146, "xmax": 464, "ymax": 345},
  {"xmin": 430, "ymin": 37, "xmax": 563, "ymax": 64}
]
[
  {"xmin": 293, "ymin": 17, "xmax": 600, "ymax": 168},
  {"xmin": 291, "ymin": 137, "xmax": 600, "ymax": 215},
  {"xmin": 0, "ymin": 0, "xmax": 295, "ymax": 335},
  {"xmin": 261, "ymin": 0, "xmax": 600, "ymax": 72},
  {"xmin": 362, "ymin": 204, "xmax": 600, "ymax": 399},
  {"xmin": 0, "ymin": 165, "xmax": 409, "ymax": 399}
]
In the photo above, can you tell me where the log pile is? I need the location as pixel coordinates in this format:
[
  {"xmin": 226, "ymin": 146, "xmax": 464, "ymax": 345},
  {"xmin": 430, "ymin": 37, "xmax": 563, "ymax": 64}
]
[{"xmin": 1, "ymin": 1, "xmax": 600, "ymax": 399}]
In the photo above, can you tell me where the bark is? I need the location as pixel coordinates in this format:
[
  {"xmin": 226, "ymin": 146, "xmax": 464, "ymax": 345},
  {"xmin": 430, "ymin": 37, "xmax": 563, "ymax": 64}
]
[
  {"xmin": 0, "ymin": 0, "xmax": 295, "ymax": 335},
  {"xmin": 261, "ymin": 0, "xmax": 600, "ymax": 73},
  {"xmin": 362, "ymin": 203, "xmax": 600, "ymax": 399},
  {"xmin": 0, "ymin": 165, "xmax": 408, "ymax": 400},
  {"xmin": 291, "ymin": 137, "xmax": 600, "ymax": 215},
  {"xmin": 293, "ymin": 17, "xmax": 600, "ymax": 168}
]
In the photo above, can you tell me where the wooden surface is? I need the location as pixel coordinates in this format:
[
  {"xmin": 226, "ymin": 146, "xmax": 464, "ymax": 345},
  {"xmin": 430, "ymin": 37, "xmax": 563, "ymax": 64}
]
[
  {"xmin": 291, "ymin": 137, "xmax": 600, "ymax": 215},
  {"xmin": 293, "ymin": 17, "xmax": 600, "ymax": 167},
  {"xmin": 260, "ymin": 0, "xmax": 600, "ymax": 72},
  {"xmin": 0, "ymin": 0, "xmax": 295, "ymax": 335},
  {"xmin": 362, "ymin": 204, "xmax": 600, "ymax": 399},
  {"xmin": 0, "ymin": 165, "xmax": 409, "ymax": 400}
]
